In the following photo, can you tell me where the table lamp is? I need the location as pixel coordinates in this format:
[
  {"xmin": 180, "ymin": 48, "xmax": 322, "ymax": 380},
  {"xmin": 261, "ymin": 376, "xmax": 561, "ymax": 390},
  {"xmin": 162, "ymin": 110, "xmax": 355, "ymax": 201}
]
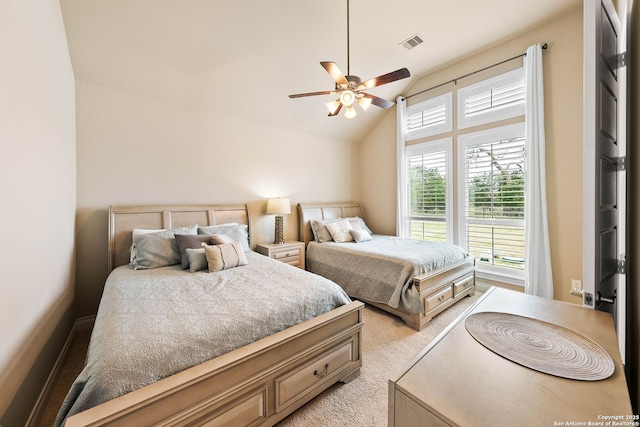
[{"xmin": 266, "ymin": 198, "xmax": 291, "ymax": 244}]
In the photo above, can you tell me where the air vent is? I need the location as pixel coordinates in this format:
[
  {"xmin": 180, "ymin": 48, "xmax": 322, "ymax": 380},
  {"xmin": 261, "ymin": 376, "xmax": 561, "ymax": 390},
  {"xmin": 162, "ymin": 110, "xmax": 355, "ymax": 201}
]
[{"xmin": 400, "ymin": 34, "xmax": 424, "ymax": 50}]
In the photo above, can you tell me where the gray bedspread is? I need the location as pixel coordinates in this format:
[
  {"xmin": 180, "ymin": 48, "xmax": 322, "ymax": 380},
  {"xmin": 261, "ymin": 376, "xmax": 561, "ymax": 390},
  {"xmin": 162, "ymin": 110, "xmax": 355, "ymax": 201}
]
[
  {"xmin": 55, "ymin": 252, "xmax": 350, "ymax": 426},
  {"xmin": 306, "ymin": 235, "xmax": 468, "ymax": 314}
]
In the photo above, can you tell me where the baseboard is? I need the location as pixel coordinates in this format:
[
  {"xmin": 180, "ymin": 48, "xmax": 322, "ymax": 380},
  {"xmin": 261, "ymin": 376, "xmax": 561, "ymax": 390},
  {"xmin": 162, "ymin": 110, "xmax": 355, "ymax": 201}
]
[
  {"xmin": 25, "ymin": 315, "xmax": 95, "ymax": 427},
  {"xmin": 474, "ymin": 282, "xmax": 492, "ymax": 293}
]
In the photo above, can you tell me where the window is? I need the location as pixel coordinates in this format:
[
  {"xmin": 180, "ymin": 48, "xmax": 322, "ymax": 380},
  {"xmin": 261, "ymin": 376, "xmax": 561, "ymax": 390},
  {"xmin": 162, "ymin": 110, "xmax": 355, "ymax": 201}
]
[
  {"xmin": 458, "ymin": 124, "xmax": 525, "ymax": 275},
  {"xmin": 405, "ymin": 139, "xmax": 453, "ymax": 243},
  {"xmin": 405, "ymin": 93, "xmax": 452, "ymax": 141},
  {"xmin": 457, "ymin": 68, "xmax": 524, "ymax": 129},
  {"xmin": 399, "ymin": 67, "xmax": 526, "ymax": 284}
]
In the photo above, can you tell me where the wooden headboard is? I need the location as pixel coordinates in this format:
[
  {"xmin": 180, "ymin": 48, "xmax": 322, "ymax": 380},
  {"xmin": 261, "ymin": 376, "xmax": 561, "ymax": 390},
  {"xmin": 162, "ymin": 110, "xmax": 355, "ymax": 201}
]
[
  {"xmin": 108, "ymin": 204, "xmax": 249, "ymax": 271},
  {"xmin": 297, "ymin": 201, "xmax": 363, "ymax": 246}
]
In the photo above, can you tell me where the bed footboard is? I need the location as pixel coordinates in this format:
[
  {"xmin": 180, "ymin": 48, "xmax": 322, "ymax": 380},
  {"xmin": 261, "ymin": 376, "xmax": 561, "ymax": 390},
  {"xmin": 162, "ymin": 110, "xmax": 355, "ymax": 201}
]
[
  {"xmin": 363, "ymin": 258, "xmax": 476, "ymax": 331},
  {"xmin": 65, "ymin": 301, "xmax": 364, "ymax": 427}
]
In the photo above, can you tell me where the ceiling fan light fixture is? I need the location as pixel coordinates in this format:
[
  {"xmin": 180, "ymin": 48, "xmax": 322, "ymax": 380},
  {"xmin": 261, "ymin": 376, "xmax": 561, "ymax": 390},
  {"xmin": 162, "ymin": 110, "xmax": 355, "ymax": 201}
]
[
  {"xmin": 344, "ymin": 105, "xmax": 357, "ymax": 118},
  {"xmin": 287, "ymin": 0, "xmax": 410, "ymax": 118},
  {"xmin": 326, "ymin": 99, "xmax": 342, "ymax": 115},
  {"xmin": 340, "ymin": 89, "xmax": 356, "ymax": 106},
  {"xmin": 358, "ymin": 96, "xmax": 372, "ymax": 111}
]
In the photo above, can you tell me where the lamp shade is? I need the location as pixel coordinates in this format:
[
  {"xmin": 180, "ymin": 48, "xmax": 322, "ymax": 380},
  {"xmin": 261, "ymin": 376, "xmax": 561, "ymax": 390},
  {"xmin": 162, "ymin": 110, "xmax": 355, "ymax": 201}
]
[{"xmin": 266, "ymin": 198, "xmax": 291, "ymax": 215}]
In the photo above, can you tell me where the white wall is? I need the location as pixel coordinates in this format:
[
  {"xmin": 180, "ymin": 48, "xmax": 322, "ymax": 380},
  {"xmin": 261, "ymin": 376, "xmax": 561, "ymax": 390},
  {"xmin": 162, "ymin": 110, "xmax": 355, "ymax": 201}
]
[
  {"xmin": 75, "ymin": 81, "xmax": 360, "ymax": 316},
  {"xmin": 0, "ymin": 0, "xmax": 76, "ymax": 419}
]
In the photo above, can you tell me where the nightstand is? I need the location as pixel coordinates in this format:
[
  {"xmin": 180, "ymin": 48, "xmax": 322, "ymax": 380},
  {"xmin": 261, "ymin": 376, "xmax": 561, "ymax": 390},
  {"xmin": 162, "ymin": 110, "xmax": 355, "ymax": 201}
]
[{"xmin": 255, "ymin": 241, "xmax": 305, "ymax": 269}]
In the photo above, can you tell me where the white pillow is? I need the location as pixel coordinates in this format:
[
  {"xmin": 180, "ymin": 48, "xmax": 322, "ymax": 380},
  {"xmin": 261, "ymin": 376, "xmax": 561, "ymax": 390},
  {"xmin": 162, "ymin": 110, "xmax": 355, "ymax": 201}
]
[
  {"xmin": 347, "ymin": 217, "xmax": 373, "ymax": 234},
  {"xmin": 324, "ymin": 219, "xmax": 353, "ymax": 243},
  {"xmin": 350, "ymin": 229, "xmax": 372, "ymax": 243}
]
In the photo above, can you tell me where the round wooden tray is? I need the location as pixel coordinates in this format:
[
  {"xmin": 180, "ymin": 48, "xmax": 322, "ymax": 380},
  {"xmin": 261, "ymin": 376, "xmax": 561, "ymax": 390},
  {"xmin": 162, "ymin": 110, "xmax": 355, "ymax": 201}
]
[{"xmin": 465, "ymin": 311, "xmax": 615, "ymax": 381}]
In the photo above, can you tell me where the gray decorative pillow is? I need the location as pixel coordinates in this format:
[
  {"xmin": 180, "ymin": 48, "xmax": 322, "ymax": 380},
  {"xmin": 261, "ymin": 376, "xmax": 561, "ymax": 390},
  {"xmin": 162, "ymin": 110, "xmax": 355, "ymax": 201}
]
[
  {"xmin": 350, "ymin": 229, "xmax": 372, "ymax": 243},
  {"xmin": 204, "ymin": 241, "xmax": 248, "ymax": 272},
  {"xmin": 132, "ymin": 225, "xmax": 197, "ymax": 269},
  {"xmin": 185, "ymin": 247, "xmax": 208, "ymax": 272},
  {"xmin": 198, "ymin": 224, "xmax": 250, "ymax": 252},
  {"xmin": 310, "ymin": 218, "xmax": 343, "ymax": 243},
  {"xmin": 209, "ymin": 233, "xmax": 234, "ymax": 245},
  {"xmin": 175, "ymin": 234, "xmax": 213, "ymax": 269}
]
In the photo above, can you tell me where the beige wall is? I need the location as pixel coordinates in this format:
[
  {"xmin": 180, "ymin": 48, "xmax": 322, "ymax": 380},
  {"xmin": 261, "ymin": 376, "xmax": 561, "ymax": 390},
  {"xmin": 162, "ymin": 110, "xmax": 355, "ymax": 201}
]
[
  {"xmin": 75, "ymin": 81, "xmax": 360, "ymax": 316},
  {"xmin": 360, "ymin": 7, "xmax": 584, "ymax": 303},
  {"xmin": 0, "ymin": 0, "xmax": 76, "ymax": 422}
]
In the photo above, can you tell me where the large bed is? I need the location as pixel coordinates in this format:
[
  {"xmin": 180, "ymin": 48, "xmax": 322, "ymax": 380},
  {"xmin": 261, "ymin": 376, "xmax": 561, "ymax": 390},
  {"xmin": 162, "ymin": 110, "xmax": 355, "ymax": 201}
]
[
  {"xmin": 298, "ymin": 202, "xmax": 475, "ymax": 331},
  {"xmin": 58, "ymin": 204, "xmax": 364, "ymax": 427}
]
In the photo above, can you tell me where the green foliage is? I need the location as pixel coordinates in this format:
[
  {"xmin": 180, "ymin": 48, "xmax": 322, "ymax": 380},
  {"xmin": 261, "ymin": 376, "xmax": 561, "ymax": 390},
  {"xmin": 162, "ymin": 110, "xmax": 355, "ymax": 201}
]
[
  {"xmin": 466, "ymin": 144, "xmax": 525, "ymax": 219},
  {"xmin": 409, "ymin": 166, "xmax": 446, "ymax": 216}
]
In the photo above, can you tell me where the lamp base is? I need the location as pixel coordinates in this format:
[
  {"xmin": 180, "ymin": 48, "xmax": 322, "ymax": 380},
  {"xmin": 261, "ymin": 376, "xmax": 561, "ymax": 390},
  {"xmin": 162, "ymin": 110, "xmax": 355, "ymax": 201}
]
[{"xmin": 274, "ymin": 215, "xmax": 285, "ymax": 244}]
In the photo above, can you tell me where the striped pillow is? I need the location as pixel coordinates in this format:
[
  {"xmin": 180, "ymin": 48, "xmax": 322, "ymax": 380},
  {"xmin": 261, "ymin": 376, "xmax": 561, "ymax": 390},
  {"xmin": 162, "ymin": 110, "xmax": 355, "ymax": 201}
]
[{"xmin": 203, "ymin": 241, "xmax": 248, "ymax": 272}]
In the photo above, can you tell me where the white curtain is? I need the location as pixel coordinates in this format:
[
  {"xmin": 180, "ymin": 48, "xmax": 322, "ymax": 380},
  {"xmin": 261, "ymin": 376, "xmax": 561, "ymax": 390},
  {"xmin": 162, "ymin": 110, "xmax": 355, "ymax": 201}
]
[
  {"xmin": 396, "ymin": 96, "xmax": 407, "ymax": 237},
  {"xmin": 524, "ymin": 44, "xmax": 554, "ymax": 298}
]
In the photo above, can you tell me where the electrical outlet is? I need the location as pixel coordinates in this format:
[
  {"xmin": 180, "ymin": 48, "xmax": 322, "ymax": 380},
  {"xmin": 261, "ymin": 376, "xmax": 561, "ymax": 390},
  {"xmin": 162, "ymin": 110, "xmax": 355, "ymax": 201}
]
[{"xmin": 571, "ymin": 279, "xmax": 582, "ymax": 291}]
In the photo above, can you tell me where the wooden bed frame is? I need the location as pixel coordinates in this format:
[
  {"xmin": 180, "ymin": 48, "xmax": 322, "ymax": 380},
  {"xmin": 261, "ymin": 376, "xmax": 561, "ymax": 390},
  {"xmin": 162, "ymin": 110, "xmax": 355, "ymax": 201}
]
[
  {"xmin": 298, "ymin": 201, "xmax": 475, "ymax": 331},
  {"xmin": 66, "ymin": 204, "xmax": 364, "ymax": 427}
]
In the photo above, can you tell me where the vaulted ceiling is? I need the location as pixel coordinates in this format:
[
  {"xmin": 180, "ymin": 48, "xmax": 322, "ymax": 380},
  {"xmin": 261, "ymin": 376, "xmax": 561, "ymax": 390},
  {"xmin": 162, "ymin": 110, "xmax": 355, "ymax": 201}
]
[{"xmin": 60, "ymin": 0, "xmax": 581, "ymax": 143}]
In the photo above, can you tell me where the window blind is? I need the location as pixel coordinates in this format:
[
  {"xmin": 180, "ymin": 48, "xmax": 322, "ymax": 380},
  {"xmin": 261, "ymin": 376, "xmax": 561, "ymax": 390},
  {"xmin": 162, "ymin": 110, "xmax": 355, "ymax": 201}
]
[
  {"xmin": 405, "ymin": 93, "xmax": 452, "ymax": 140},
  {"xmin": 458, "ymin": 68, "xmax": 524, "ymax": 129},
  {"xmin": 407, "ymin": 104, "xmax": 446, "ymax": 131},
  {"xmin": 408, "ymin": 149, "xmax": 447, "ymax": 242},
  {"xmin": 463, "ymin": 135, "xmax": 525, "ymax": 270},
  {"xmin": 464, "ymin": 80, "xmax": 525, "ymax": 117}
]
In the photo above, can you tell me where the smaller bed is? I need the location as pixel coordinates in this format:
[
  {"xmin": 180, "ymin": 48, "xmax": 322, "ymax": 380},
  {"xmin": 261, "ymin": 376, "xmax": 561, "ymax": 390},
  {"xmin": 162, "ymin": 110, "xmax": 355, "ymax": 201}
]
[{"xmin": 299, "ymin": 202, "xmax": 475, "ymax": 331}]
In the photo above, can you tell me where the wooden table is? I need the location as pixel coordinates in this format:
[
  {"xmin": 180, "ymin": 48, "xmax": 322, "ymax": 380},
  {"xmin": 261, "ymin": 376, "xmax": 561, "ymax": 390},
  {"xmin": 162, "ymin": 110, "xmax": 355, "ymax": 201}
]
[{"xmin": 389, "ymin": 287, "xmax": 633, "ymax": 427}]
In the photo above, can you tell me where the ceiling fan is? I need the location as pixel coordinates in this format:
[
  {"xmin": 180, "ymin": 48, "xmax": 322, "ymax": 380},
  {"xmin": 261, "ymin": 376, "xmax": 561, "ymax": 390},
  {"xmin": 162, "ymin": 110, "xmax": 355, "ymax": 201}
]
[{"xmin": 289, "ymin": 0, "xmax": 410, "ymax": 118}]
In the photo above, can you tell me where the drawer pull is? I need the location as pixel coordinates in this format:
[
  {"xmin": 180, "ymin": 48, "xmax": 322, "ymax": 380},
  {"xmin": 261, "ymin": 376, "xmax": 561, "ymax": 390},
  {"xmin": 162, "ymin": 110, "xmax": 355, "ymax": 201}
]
[{"xmin": 314, "ymin": 363, "xmax": 329, "ymax": 378}]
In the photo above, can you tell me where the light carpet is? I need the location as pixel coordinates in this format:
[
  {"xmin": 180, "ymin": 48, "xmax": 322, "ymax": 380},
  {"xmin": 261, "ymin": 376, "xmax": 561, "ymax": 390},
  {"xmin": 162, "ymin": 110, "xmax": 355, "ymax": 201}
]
[{"xmin": 276, "ymin": 292, "xmax": 481, "ymax": 427}]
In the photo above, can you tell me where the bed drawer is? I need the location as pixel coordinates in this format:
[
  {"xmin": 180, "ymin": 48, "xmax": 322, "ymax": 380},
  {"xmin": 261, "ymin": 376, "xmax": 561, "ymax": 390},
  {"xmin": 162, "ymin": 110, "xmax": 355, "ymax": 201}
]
[
  {"xmin": 197, "ymin": 387, "xmax": 267, "ymax": 427},
  {"xmin": 454, "ymin": 275, "xmax": 474, "ymax": 295},
  {"xmin": 425, "ymin": 287, "xmax": 453, "ymax": 312},
  {"xmin": 275, "ymin": 339, "xmax": 355, "ymax": 412}
]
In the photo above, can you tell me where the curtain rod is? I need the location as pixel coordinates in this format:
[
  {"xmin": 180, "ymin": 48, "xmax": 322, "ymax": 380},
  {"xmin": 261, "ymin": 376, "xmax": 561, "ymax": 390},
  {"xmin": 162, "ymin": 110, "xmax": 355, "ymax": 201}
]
[{"xmin": 402, "ymin": 43, "xmax": 548, "ymax": 101}]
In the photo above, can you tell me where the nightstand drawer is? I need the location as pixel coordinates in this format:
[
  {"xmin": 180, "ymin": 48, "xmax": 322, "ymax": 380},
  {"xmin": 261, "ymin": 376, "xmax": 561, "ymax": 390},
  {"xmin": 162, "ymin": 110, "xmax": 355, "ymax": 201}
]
[
  {"xmin": 279, "ymin": 256, "xmax": 301, "ymax": 267},
  {"xmin": 271, "ymin": 247, "xmax": 302, "ymax": 260},
  {"xmin": 255, "ymin": 242, "xmax": 305, "ymax": 269}
]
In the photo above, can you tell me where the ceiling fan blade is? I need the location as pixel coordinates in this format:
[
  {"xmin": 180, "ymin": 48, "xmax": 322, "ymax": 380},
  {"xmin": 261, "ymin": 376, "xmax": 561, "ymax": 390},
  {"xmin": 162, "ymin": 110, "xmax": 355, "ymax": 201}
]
[
  {"xmin": 362, "ymin": 93, "xmax": 395, "ymax": 109},
  {"xmin": 357, "ymin": 68, "xmax": 411, "ymax": 90},
  {"xmin": 289, "ymin": 91, "xmax": 335, "ymax": 98},
  {"xmin": 328, "ymin": 103, "xmax": 343, "ymax": 117},
  {"xmin": 321, "ymin": 61, "xmax": 349, "ymax": 86}
]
